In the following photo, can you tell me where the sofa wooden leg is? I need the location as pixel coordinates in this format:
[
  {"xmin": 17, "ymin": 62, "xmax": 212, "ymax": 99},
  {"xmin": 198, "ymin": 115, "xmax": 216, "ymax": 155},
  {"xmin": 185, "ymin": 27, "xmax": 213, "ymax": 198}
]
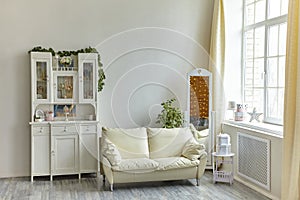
[
  {"xmin": 196, "ymin": 179, "xmax": 199, "ymax": 186},
  {"xmin": 110, "ymin": 184, "xmax": 113, "ymax": 192},
  {"xmin": 103, "ymin": 175, "xmax": 106, "ymax": 183}
]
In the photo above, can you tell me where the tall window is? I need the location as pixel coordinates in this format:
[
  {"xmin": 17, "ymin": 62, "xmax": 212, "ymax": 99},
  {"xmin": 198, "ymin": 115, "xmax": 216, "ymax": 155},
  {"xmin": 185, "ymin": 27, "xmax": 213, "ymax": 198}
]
[{"xmin": 243, "ymin": 0, "xmax": 289, "ymax": 125}]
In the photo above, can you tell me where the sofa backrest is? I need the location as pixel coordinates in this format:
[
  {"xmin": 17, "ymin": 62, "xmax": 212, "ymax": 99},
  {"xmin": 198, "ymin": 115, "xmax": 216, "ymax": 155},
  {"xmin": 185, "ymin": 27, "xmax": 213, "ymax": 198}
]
[
  {"xmin": 102, "ymin": 127, "xmax": 149, "ymax": 159},
  {"xmin": 147, "ymin": 127, "xmax": 194, "ymax": 159}
]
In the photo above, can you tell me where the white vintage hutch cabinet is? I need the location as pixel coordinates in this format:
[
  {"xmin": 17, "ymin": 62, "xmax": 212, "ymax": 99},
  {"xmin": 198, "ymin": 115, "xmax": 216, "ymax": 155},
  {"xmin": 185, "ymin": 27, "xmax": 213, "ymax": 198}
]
[{"xmin": 30, "ymin": 52, "xmax": 99, "ymax": 181}]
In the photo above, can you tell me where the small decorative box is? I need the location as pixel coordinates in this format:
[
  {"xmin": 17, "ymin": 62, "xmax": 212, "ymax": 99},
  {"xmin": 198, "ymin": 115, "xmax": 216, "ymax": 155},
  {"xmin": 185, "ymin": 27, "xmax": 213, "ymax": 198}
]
[
  {"xmin": 235, "ymin": 111, "xmax": 245, "ymax": 121},
  {"xmin": 217, "ymin": 144, "xmax": 232, "ymax": 155},
  {"xmin": 216, "ymin": 133, "xmax": 231, "ymax": 155}
]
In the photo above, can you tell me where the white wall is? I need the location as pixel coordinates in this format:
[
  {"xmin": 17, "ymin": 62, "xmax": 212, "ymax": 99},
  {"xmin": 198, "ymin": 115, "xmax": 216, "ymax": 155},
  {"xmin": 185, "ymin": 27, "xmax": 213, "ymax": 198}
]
[{"xmin": 0, "ymin": 0, "xmax": 213, "ymax": 177}]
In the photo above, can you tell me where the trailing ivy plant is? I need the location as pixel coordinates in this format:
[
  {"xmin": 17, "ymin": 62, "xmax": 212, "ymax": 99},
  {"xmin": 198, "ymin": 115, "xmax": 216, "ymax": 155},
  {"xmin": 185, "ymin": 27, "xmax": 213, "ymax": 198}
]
[
  {"xmin": 156, "ymin": 98, "xmax": 184, "ymax": 128},
  {"xmin": 28, "ymin": 46, "xmax": 105, "ymax": 92}
]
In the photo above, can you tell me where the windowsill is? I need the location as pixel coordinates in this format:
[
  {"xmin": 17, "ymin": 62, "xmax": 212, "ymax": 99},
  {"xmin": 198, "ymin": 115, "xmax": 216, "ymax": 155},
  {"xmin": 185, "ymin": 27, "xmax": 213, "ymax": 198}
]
[{"xmin": 223, "ymin": 120, "xmax": 283, "ymax": 138}]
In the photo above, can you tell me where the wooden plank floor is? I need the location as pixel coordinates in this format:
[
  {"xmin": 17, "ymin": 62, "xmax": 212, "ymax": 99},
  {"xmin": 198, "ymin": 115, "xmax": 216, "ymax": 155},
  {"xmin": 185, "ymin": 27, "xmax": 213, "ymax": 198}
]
[{"xmin": 0, "ymin": 171, "xmax": 270, "ymax": 200}]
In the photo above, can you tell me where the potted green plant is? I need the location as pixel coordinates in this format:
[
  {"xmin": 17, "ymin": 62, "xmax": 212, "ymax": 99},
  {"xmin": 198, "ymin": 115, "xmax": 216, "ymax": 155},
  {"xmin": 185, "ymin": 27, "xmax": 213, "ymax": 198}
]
[{"xmin": 156, "ymin": 98, "xmax": 184, "ymax": 128}]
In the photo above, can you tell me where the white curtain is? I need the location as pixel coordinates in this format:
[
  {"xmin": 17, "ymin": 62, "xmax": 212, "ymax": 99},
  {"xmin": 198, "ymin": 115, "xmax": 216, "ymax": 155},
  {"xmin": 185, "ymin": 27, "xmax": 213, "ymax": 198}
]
[
  {"xmin": 209, "ymin": 0, "xmax": 226, "ymax": 136},
  {"xmin": 281, "ymin": 0, "xmax": 300, "ymax": 199}
]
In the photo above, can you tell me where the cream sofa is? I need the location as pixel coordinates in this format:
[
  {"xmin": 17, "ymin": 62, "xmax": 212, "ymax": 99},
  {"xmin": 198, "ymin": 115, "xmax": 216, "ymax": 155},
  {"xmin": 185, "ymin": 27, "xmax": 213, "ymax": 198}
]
[{"xmin": 101, "ymin": 126, "xmax": 207, "ymax": 191}]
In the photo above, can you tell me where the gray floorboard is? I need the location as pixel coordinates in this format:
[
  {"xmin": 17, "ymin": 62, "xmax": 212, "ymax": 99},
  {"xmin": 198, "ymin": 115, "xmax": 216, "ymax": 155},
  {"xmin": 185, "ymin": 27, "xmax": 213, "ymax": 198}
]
[{"xmin": 0, "ymin": 171, "xmax": 270, "ymax": 200}]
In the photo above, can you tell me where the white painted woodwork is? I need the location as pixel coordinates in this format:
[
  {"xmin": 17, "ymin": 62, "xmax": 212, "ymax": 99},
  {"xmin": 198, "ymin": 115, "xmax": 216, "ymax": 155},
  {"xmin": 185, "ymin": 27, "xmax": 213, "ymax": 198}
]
[
  {"xmin": 52, "ymin": 134, "xmax": 79, "ymax": 175},
  {"xmin": 31, "ymin": 52, "xmax": 52, "ymax": 104},
  {"xmin": 30, "ymin": 52, "xmax": 99, "ymax": 181},
  {"xmin": 53, "ymin": 71, "xmax": 78, "ymax": 103},
  {"xmin": 78, "ymin": 53, "xmax": 97, "ymax": 103},
  {"xmin": 80, "ymin": 132, "xmax": 98, "ymax": 173},
  {"xmin": 187, "ymin": 68, "xmax": 214, "ymax": 168},
  {"xmin": 31, "ymin": 125, "xmax": 50, "ymax": 181}
]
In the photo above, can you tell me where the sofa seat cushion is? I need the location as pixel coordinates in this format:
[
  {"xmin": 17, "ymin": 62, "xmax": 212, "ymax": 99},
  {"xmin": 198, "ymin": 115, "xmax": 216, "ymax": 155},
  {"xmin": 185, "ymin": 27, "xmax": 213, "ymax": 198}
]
[
  {"xmin": 147, "ymin": 127, "xmax": 194, "ymax": 159},
  {"xmin": 102, "ymin": 127, "xmax": 149, "ymax": 159},
  {"xmin": 153, "ymin": 157, "xmax": 200, "ymax": 170},
  {"xmin": 112, "ymin": 158, "xmax": 159, "ymax": 172}
]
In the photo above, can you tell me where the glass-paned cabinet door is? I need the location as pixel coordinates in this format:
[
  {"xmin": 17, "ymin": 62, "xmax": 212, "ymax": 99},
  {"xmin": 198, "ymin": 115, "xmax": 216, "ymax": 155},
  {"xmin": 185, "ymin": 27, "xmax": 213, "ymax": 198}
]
[
  {"xmin": 31, "ymin": 52, "xmax": 52, "ymax": 103},
  {"xmin": 53, "ymin": 72, "xmax": 77, "ymax": 102},
  {"xmin": 78, "ymin": 53, "xmax": 97, "ymax": 103}
]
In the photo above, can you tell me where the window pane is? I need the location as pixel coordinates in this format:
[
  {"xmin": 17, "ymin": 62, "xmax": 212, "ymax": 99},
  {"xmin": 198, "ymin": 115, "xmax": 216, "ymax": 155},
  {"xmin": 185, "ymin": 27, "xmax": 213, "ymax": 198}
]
[
  {"xmin": 244, "ymin": 89, "xmax": 264, "ymax": 112},
  {"xmin": 246, "ymin": 0, "xmax": 255, "ymax": 4},
  {"xmin": 254, "ymin": 27, "xmax": 265, "ymax": 57},
  {"xmin": 245, "ymin": 60, "xmax": 254, "ymax": 87},
  {"xmin": 279, "ymin": 23, "xmax": 287, "ymax": 55},
  {"xmin": 278, "ymin": 56, "xmax": 285, "ymax": 87},
  {"xmin": 267, "ymin": 57, "xmax": 278, "ymax": 87},
  {"xmin": 254, "ymin": 58, "xmax": 264, "ymax": 87},
  {"xmin": 277, "ymin": 88, "xmax": 284, "ymax": 121},
  {"xmin": 246, "ymin": 4, "xmax": 255, "ymax": 25},
  {"xmin": 268, "ymin": 25, "xmax": 279, "ymax": 56},
  {"xmin": 245, "ymin": 30, "xmax": 254, "ymax": 58},
  {"xmin": 281, "ymin": 0, "xmax": 289, "ymax": 15},
  {"xmin": 268, "ymin": 0, "xmax": 281, "ymax": 19},
  {"xmin": 255, "ymin": 0, "xmax": 266, "ymax": 23},
  {"xmin": 267, "ymin": 89, "xmax": 278, "ymax": 118},
  {"xmin": 253, "ymin": 89, "xmax": 264, "ymax": 112}
]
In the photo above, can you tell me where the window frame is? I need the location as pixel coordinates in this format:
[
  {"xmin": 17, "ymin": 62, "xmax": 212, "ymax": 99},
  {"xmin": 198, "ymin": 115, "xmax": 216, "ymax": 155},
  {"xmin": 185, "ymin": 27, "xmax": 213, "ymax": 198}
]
[{"xmin": 242, "ymin": 0, "xmax": 288, "ymax": 125}]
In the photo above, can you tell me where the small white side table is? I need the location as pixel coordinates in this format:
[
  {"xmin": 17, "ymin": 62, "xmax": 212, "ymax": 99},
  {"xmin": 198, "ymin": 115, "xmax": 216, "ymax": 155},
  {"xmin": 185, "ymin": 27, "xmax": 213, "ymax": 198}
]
[{"xmin": 212, "ymin": 152, "xmax": 235, "ymax": 185}]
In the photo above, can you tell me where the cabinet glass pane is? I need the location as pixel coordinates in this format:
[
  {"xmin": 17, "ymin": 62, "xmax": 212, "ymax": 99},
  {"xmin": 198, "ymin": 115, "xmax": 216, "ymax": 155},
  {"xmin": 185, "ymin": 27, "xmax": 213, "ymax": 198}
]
[
  {"xmin": 83, "ymin": 63, "xmax": 94, "ymax": 99},
  {"xmin": 189, "ymin": 76, "xmax": 209, "ymax": 130},
  {"xmin": 36, "ymin": 61, "xmax": 47, "ymax": 99},
  {"xmin": 57, "ymin": 76, "xmax": 74, "ymax": 99}
]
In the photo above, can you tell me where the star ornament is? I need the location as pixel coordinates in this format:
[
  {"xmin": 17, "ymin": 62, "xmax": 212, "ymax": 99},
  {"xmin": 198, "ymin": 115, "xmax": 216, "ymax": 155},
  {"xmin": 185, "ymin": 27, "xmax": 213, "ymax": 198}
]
[{"xmin": 248, "ymin": 107, "xmax": 263, "ymax": 122}]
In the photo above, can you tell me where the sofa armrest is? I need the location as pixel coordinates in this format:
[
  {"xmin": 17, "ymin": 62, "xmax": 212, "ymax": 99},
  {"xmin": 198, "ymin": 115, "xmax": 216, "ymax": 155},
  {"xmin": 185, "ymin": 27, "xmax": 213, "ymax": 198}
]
[
  {"xmin": 102, "ymin": 155, "xmax": 112, "ymax": 168},
  {"xmin": 197, "ymin": 151, "xmax": 207, "ymax": 179}
]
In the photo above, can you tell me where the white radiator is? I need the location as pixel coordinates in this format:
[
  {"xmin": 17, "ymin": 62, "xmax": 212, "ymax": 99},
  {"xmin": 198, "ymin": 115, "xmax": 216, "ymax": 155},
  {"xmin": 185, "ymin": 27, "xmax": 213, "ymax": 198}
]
[{"xmin": 237, "ymin": 132, "xmax": 270, "ymax": 190}]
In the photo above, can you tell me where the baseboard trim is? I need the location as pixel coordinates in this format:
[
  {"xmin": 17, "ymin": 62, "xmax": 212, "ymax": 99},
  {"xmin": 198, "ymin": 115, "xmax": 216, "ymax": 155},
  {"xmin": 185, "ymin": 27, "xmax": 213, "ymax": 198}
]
[{"xmin": 234, "ymin": 176, "xmax": 279, "ymax": 200}]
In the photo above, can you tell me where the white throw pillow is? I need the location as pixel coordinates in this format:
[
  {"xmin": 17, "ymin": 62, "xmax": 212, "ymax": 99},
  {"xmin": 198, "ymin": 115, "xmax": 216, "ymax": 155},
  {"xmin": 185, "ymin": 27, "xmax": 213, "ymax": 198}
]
[
  {"xmin": 181, "ymin": 137, "xmax": 206, "ymax": 161},
  {"xmin": 102, "ymin": 138, "xmax": 122, "ymax": 166},
  {"xmin": 189, "ymin": 123, "xmax": 209, "ymax": 140}
]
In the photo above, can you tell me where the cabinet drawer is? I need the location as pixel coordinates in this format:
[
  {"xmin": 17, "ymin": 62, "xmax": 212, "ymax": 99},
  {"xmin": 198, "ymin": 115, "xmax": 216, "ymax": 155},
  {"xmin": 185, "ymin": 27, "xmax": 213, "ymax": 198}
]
[
  {"xmin": 32, "ymin": 126, "xmax": 50, "ymax": 135},
  {"xmin": 52, "ymin": 125, "xmax": 79, "ymax": 135},
  {"xmin": 80, "ymin": 125, "xmax": 97, "ymax": 134}
]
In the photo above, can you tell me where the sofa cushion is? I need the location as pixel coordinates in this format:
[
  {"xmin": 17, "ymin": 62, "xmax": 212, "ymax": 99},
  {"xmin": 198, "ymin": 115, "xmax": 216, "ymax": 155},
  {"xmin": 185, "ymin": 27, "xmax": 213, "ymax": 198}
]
[
  {"xmin": 111, "ymin": 158, "xmax": 159, "ymax": 172},
  {"xmin": 182, "ymin": 137, "xmax": 206, "ymax": 161},
  {"xmin": 102, "ymin": 127, "xmax": 149, "ymax": 159},
  {"xmin": 102, "ymin": 138, "xmax": 122, "ymax": 166},
  {"xmin": 153, "ymin": 157, "xmax": 200, "ymax": 170},
  {"xmin": 147, "ymin": 127, "xmax": 194, "ymax": 159}
]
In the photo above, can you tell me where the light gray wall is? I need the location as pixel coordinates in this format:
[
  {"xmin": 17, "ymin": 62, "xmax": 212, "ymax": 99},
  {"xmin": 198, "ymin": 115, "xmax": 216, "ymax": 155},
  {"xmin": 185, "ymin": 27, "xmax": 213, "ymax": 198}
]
[{"xmin": 0, "ymin": 0, "xmax": 213, "ymax": 177}]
